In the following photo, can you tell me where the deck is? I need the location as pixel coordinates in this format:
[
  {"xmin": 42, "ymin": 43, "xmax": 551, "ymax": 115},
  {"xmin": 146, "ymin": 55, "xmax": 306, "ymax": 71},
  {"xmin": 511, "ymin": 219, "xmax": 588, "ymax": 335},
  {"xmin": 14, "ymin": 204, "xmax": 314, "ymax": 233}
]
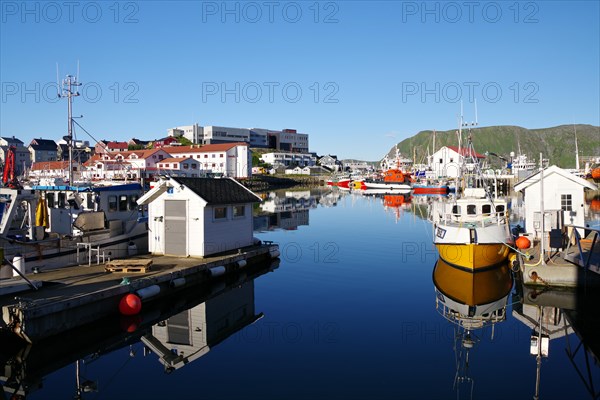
[{"xmin": 0, "ymin": 244, "xmax": 279, "ymax": 343}]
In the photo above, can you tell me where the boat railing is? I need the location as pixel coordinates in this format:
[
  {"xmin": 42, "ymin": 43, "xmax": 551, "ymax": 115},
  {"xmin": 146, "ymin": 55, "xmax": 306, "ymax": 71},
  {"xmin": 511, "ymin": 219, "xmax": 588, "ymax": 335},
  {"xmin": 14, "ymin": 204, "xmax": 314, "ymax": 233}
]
[
  {"xmin": 441, "ymin": 212, "xmax": 507, "ymax": 228},
  {"xmin": 435, "ymin": 301, "xmax": 506, "ymax": 329}
]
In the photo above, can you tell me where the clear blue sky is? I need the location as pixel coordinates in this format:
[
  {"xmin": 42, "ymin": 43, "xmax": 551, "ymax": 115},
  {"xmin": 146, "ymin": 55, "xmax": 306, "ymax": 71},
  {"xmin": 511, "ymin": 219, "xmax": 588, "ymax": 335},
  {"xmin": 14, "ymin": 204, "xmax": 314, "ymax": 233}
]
[{"xmin": 1, "ymin": 1, "xmax": 599, "ymax": 160}]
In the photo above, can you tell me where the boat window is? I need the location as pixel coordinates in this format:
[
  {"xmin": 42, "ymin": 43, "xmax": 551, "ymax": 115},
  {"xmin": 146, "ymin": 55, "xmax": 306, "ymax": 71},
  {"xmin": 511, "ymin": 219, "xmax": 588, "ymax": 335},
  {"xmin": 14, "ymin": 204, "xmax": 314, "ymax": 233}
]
[
  {"xmin": 58, "ymin": 192, "xmax": 66, "ymax": 208},
  {"xmin": 118, "ymin": 195, "xmax": 128, "ymax": 211},
  {"xmin": 108, "ymin": 196, "xmax": 117, "ymax": 212},
  {"xmin": 46, "ymin": 193, "xmax": 55, "ymax": 208},
  {"xmin": 467, "ymin": 204, "xmax": 476, "ymax": 215},
  {"xmin": 482, "ymin": 204, "xmax": 491, "ymax": 215},
  {"xmin": 129, "ymin": 195, "xmax": 138, "ymax": 210},
  {"xmin": 452, "ymin": 205, "xmax": 460, "ymax": 215},
  {"xmin": 496, "ymin": 205, "xmax": 505, "ymax": 216},
  {"xmin": 86, "ymin": 194, "xmax": 94, "ymax": 210}
]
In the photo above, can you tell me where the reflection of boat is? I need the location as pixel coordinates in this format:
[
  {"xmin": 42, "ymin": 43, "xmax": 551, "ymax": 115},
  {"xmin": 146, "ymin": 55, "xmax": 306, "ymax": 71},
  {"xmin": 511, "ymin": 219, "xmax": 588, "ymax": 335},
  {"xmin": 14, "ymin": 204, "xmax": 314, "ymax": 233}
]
[
  {"xmin": 0, "ymin": 259, "xmax": 279, "ymax": 398},
  {"xmin": 433, "ymin": 256, "xmax": 512, "ymax": 399},
  {"xmin": 412, "ymin": 181, "xmax": 449, "ymax": 195},
  {"xmin": 433, "ymin": 256, "xmax": 513, "ymax": 329}
]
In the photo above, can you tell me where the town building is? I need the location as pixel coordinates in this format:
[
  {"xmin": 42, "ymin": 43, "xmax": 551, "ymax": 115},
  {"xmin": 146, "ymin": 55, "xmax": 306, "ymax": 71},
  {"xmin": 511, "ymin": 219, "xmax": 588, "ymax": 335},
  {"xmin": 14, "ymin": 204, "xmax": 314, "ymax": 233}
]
[
  {"xmin": 29, "ymin": 161, "xmax": 81, "ymax": 183},
  {"xmin": 0, "ymin": 136, "xmax": 31, "ymax": 175},
  {"xmin": 156, "ymin": 157, "xmax": 203, "ymax": 177},
  {"xmin": 260, "ymin": 152, "xmax": 316, "ymax": 168},
  {"xmin": 138, "ymin": 177, "xmax": 262, "ymax": 257},
  {"xmin": 165, "ymin": 143, "xmax": 251, "ymax": 178},
  {"xmin": 28, "ymin": 138, "xmax": 58, "ymax": 163},
  {"xmin": 167, "ymin": 124, "xmax": 203, "ymax": 144},
  {"xmin": 318, "ymin": 155, "xmax": 342, "ymax": 172}
]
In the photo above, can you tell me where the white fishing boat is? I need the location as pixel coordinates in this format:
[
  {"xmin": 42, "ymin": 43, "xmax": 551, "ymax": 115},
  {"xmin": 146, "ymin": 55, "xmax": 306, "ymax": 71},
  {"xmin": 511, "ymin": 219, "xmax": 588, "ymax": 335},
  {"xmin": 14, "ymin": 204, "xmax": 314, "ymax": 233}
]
[{"xmin": 430, "ymin": 117, "xmax": 514, "ymax": 271}]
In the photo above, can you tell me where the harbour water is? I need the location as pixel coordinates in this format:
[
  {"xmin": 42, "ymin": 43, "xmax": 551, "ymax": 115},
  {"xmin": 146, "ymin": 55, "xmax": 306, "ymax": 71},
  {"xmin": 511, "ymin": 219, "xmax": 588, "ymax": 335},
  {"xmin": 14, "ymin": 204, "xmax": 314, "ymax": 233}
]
[{"xmin": 2, "ymin": 188, "xmax": 599, "ymax": 399}]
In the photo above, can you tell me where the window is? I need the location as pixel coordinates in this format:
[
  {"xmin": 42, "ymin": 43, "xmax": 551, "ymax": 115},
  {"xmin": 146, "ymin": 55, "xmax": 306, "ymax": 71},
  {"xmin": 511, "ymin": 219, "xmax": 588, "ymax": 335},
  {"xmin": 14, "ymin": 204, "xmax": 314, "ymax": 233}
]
[
  {"xmin": 220, "ymin": 154, "xmax": 224, "ymax": 158},
  {"xmin": 496, "ymin": 205, "xmax": 505, "ymax": 216},
  {"xmin": 450, "ymin": 158, "xmax": 454, "ymax": 163},
  {"xmin": 482, "ymin": 204, "xmax": 491, "ymax": 215},
  {"xmin": 439, "ymin": 158, "xmax": 443, "ymax": 164},
  {"xmin": 183, "ymin": 164, "xmax": 189, "ymax": 169},
  {"xmin": 108, "ymin": 195, "xmax": 117, "ymax": 212},
  {"xmin": 214, "ymin": 207, "xmax": 227, "ymax": 220},
  {"xmin": 119, "ymin": 195, "xmax": 128, "ymax": 211},
  {"xmin": 128, "ymin": 195, "xmax": 138, "ymax": 210},
  {"xmin": 191, "ymin": 163, "xmax": 197, "ymax": 169},
  {"xmin": 212, "ymin": 154, "xmax": 216, "ymax": 158},
  {"xmin": 204, "ymin": 154, "xmax": 208, "ymax": 158},
  {"xmin": 467, "ymin": 204, "xmax": 476, "ymax": 215},
  {"xmin": 233, "ymin": 205, "xmax": 245, "ymax": 218},
  {"xmin": 452, "ymin": 205, "xmax": 461, "ymax": 215},
  {"xmin": 561, "ymin": 194, "xmax": 572, "ymax": 211},
  {"xmin": 47, "ymin": 193, "xmax": 55, "ymax": 208}
]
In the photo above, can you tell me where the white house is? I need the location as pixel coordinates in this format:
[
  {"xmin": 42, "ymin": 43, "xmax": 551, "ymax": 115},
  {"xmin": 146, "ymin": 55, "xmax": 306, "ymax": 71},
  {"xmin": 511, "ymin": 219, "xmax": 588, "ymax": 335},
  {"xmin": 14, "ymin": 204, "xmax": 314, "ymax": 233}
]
[
  {"xmin": 514, "ymin": 165, "xmax": 597, "ymax": 237},
  {"xmin": 428, "ymin": 146, "xmax": 486, "ymax": 178},
  {"xmin": 260, "ymin": 152, "xmax": 316, "ymax": 168},
  {"xmin": 156, "ymin": 157, "xmax": 204, "ymax": 177},
  {"xmin": 165, "ymin": 143, "xmax": 251, "ymax": 178},
  {"xmin": 138, "ymin": 177, "xmax": 262, "ymax": 257}
]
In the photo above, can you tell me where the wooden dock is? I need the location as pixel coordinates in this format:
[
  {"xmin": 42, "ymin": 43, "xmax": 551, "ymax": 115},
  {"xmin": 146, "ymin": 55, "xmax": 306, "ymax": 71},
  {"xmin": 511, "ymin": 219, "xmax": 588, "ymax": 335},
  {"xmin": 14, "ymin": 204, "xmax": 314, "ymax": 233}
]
[
  {"xmin": 0, "ymin": 244, "xmax": 279, "ymax": 343},
  {"xmin": 519, "ymin": 227, "xmax": 600, "ymax": 288}
]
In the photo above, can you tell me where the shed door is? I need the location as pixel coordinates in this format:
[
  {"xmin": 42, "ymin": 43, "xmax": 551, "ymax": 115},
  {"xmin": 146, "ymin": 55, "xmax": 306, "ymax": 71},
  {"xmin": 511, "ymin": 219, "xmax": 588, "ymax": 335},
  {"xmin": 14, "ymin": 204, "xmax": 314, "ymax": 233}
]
[{"xmin": 164, "ymin": 200, "xmax": 187, "ymax": 256}]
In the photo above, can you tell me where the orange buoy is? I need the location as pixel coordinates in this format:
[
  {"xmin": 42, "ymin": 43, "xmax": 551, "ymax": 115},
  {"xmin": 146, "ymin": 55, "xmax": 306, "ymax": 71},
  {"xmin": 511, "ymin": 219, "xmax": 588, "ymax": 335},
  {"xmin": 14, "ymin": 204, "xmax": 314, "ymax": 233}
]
[
  {"xmin": 119, "ymin": 293, "xmax": 142, "ymax": 315},
  {"xmin": 516, "ymin": 236, "xmax": 531, "ymax": 250},
  {"xmin": 592, "ymin": 168, "xmax": 600, "ymax": 180}
]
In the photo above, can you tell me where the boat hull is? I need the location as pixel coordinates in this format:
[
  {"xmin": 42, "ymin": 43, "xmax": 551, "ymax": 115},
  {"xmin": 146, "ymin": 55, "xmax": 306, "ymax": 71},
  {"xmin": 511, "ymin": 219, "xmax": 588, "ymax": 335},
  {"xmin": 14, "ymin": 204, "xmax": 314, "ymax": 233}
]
[
  {"xmin": 362, "ymin": 181, "xmax": 411, "ymax": 190},
  {"xmin": 413, "ymin": 185, "xmax": 448, "ymax": 195},
  {"xmin": 436, "ymin": 243, "xmax": 510, "ymax": 271}
]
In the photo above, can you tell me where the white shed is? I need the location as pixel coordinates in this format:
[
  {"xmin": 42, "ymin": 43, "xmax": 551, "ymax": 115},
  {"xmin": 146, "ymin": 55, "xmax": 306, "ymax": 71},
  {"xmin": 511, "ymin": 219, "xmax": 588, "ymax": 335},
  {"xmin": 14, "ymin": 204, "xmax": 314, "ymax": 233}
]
[
  {"xmin": 514, "ymin": 165, "xmax": 597, "ymax": 237},
  {"xmin": 138, "ymin": 177, "xmax": 262, "ymax": 257}
]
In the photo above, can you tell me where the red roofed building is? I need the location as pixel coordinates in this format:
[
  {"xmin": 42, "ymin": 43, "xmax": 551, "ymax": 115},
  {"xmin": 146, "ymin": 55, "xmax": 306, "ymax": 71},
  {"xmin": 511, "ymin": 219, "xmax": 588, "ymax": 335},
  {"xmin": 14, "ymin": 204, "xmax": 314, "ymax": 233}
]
[
  {"xmin": 163, "ymin": 142, "xmax": 250, "ymax": 178},
  {"xmin": 29, "ymin": 160, "xmax": 81, "ymax": 183},
  {"xmin": 429, "ymin": 145, "xmax": 488, "ymax": 178}
]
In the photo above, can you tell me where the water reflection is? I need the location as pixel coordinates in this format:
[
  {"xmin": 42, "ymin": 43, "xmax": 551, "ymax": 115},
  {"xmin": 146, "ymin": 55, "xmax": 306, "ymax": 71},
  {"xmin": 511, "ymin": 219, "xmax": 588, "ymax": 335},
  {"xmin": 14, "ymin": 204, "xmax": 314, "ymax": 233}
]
[
  {"xmin": 253, "ymin": 188, "xmax": 341, "ymax": 231},
  {"xmin": 0, "ymin": 259, "xmax": 279, "ymax": 399},
  {"xmin": 433, "ymin": 257, "xmax": 513, "ymax": 399}
]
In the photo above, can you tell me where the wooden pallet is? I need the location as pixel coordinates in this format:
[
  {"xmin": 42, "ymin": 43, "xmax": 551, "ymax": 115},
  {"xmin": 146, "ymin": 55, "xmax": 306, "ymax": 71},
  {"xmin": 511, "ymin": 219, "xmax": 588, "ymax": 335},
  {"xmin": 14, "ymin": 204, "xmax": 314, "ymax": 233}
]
[{"xmin": 105, "ymin": 259, "xmax": 153, "ymax": 273}]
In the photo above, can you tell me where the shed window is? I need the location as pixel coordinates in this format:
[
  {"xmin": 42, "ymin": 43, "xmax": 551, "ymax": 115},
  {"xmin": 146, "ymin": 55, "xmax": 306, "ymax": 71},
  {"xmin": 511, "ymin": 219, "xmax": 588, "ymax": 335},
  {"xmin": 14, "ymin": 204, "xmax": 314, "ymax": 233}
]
[
  {"xmin": 467, "ymin": 205, "xmax": 476, "ymax": 215},
  {"xmin": 561, "ymin": 194, "xmax": 572, "ymax": 211},
  {"xmin": 214, "ymin": 207, "xmax": 227, "ymax": 220},
  {"xmin": 482, "ymin": 204, "xmax": 491, "ymax": 215},
  {"xmin": 233, "ymin": 205, "xmax": 245, "ymax": 218}
]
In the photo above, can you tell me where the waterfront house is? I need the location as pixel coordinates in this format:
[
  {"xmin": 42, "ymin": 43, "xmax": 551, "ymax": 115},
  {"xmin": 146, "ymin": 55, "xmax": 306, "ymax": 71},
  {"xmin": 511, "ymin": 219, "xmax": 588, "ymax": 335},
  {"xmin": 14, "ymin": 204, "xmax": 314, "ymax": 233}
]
[
  {"xmin": 428, "ymin": 146, "xmax": 486, "ymax": 178},
  {"xmin": 514, "ymin": 165, "xmax": 597, "ymax": 237},
  {"xmin": 164, "ymin": 142, "xmax": 251, "ymax": 178},
  {"xmin": 138, "ymin": 176, "xmax": 262, "ymax": 257}
]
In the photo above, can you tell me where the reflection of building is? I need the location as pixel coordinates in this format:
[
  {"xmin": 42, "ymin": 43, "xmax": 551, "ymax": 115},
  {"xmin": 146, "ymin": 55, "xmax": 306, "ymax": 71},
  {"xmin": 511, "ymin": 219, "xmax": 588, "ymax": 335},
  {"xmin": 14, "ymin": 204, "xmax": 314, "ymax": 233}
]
[{"xmin": 142, "ymin": 281, "xmax": 262, "ymax": 371}]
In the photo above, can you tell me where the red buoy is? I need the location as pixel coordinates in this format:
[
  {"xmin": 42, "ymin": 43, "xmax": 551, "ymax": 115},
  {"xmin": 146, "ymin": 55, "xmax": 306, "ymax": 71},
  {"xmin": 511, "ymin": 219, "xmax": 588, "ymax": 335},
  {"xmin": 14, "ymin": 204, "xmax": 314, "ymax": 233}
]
[
  {"xmin": 119, "ymin": 293, "xmax": 142, "ymax": 315},
  {"xmin": 516, "ymin": 236, "xmax": 531, "ymax": 250}
]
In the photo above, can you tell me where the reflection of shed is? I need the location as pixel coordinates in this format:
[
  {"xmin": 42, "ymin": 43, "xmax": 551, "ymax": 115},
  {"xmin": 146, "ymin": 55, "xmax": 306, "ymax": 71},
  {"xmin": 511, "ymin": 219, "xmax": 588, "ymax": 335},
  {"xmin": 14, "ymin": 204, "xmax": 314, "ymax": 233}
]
[
  {"xmin": 514, "ymin": 166, "xmax": 597, "ymax": 236},
  {"xmin": 141, "ymin": 281, "xmax": 261, "ymax": 371},
  {"xmin": 138, "ymin": 177, "xmax": 261, "ymax": 257}
]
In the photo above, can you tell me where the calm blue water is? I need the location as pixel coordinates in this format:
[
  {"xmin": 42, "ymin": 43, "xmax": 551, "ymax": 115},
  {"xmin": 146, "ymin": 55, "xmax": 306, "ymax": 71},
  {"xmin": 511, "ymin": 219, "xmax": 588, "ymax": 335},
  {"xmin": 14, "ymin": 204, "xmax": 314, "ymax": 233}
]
[{"xmin": 2, "ymin": 189, "xmax": 599, "ymax": 399}]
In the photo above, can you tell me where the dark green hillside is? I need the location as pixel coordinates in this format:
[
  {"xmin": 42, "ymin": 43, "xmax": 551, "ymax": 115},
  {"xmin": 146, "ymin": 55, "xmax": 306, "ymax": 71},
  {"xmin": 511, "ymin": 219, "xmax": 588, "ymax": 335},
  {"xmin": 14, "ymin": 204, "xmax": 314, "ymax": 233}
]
[{"xmin": 389, "ymin": 124, "xmax": 600, "ymax": 168}]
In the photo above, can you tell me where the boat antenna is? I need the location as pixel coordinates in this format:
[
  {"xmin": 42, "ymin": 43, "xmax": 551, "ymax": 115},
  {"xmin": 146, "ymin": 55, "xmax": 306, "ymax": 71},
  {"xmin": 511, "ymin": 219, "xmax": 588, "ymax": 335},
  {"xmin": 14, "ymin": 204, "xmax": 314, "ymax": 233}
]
[{"xmin": 59, "ymin": 71, "xmax": 82, "ymax": 185}]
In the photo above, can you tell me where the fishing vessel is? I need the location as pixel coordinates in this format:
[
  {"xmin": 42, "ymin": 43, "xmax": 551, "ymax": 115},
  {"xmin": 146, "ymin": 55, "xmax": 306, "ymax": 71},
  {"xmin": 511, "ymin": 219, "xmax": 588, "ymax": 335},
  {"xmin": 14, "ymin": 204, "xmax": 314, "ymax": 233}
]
[
  {"xmin": 430, "ymin": 119, "xmax": 513, "ymax": 270},
  {"xmin": 0, "ymin": 74, "xmax": 148, "ymax": 275},
  {"xmin": 361, "ymin": 147, "xmax": 412, "ymax": 191}
]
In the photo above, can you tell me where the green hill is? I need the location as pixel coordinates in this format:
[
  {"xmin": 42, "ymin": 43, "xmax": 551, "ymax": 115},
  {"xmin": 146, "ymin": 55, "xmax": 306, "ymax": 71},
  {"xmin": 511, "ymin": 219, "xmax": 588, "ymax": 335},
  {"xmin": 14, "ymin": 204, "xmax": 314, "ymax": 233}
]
[{"xmin": 389, "ymin": 124, "xmax": 600, "ymax": 168}]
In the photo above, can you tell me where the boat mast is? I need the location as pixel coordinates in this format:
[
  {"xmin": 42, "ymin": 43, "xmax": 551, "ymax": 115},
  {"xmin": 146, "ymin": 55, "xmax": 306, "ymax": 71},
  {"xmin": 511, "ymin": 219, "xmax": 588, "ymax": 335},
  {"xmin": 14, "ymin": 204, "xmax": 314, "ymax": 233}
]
[
  {"xmin": 574, "ymin": 124, "xmax": 580, "ymax": 170},
  {"xmin": 59, "ymin": 74, "xmax": 81, "ymax": 184}
]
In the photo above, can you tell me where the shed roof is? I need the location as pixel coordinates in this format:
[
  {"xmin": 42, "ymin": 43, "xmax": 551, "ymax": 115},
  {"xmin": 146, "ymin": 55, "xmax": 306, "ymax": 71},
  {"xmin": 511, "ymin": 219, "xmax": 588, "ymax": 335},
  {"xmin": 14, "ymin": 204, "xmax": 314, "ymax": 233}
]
[{"xmin": 172, "ymin": 177, "xmax": 261, "ymax": 204}]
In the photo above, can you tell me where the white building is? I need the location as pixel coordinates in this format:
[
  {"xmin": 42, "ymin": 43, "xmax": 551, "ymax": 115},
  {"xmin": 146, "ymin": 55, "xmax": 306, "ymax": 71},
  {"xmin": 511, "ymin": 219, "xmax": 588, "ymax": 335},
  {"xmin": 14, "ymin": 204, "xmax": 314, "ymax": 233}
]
[
  {"xmin": 167, "ymin": 124, "xmax": 203, "ymax": 144},
  {"xmin": 156, "ymin": 157, "xmax": 204, "ymax": 177},
  {"xmin": 260, "ymin": 152, "xmax": 316, "ymax": 168},
  {"xmin": 166, "ymin": 143, "xmax": 251, "ymax": 178},
  {"xmin": 514, "ymin": 165, "xmax": 597, "ymax": 237},
  {"xmin": 138, "ymin": 177, "xmax": 262, "ymax": 257},
  {"xmin": 428, "ymin": 146, "xmax": 486, "ymax": 178}
]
